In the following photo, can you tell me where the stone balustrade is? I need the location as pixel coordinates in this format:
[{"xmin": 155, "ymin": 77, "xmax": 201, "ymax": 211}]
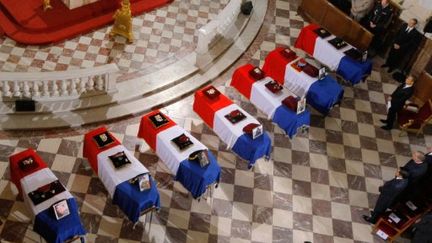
[
  {"xmin": 0, "ymin": 64, "xmax": 119, "ymax": 101},
  {"xmin": 196, "ymin": 0, "xmax": 243, "ymax": 54}
]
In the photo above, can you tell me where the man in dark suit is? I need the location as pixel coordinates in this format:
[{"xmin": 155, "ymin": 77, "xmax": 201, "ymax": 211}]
[
  {"xmin": 419, "ymin": 147, "xmax": 432, "ymax": 185},
  {"xmin": 401, "ymin": 151, "xmax": 427, "ymax": 185},
  {"xmin": 363, "ymin": 168, "xmax": 409, "ymax": 224},
  {"xmin": 412, "ymin": 212, "xmax": 432, "ymax": 243},
  {"xmin": 380, "ymin": 75, "xmax": 414, "ymax": 130},
  {"xmin": 382, "ymin": 18, "xmax": 420, "ymax": 73},
  {"xmin": 328, "ymin": 0, "xmax": 352, "ymax": 15},
  {"xmin": 362, "ymin": 0, "xmax": 393, "ymax": 51}
]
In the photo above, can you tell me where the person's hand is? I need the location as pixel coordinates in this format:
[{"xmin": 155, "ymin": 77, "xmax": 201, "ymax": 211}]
[
  {"xmin": 370, "ymin": 22, "xmax": 376, "ymax": 28},
  {"xmin": 394, "ymin": 44, "xmax": 400, "ymax": 49}
]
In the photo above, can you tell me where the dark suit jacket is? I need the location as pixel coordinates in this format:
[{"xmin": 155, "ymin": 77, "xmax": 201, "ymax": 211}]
[
  {"xmin": 375, "ymin": 178, "xmax": 408, "ymax": 213},
  {"xmin": 401, "ymin": 159, "xmax": 428, "ymax": 185},
  {"xmin": 393, "ymin": 23, "xmax": 420, "ymax": 51},
  {"xmin": 424, "ymin": 153, "xmax": 432, "ymax": 176},
  {"xmin": 413, "ymin": 212, "xmax": 432, "ymax": 243},
  {"xmin": 390, "ymin": 84, "xmax": 414, "ymax": 111}
]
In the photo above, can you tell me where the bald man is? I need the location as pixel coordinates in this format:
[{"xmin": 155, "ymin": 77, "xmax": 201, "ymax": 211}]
[{"xmin": 380, "ymin": 76, "xmax": 414, "ymax": 130}]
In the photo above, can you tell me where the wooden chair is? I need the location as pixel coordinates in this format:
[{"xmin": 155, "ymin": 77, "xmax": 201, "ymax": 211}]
[{"xmin": 397, "ymin": 99, "xmax": 432, "ymax": 136}]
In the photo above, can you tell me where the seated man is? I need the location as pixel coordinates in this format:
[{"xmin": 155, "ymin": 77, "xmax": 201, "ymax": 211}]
[
  {"xmin": 401, "ymin": 151, "xmax": 427, "ymax": 186},
  {"xmin": 398, "ymin": 151, "xmax": 427, "ymax": 200},
  {"xmin": 363, "ymin": 168, "xmax": 409, "ymax": 224}
]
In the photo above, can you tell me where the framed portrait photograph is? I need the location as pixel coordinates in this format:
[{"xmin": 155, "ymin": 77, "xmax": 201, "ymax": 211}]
[
  {"xmin": 318, "ymin": 67, "xmax": 326, "ymax": 80},
  {"xmin": 53, "ymin": 200, "xmax": 70, "ymax": 220},
  {"xmin": 252, "ymin": 125, "xmax": 263, "ymax": 140},
  {"xmin": 138, "ymin": 174, "xmax": 151, "ymax": 192},
  {"xmin": 362, "ymin": 50, "xmax": 368, "ymax": 62},
  {"xmin": 297, "ymin": 97, "xmax": 306, "ymax": 114}
]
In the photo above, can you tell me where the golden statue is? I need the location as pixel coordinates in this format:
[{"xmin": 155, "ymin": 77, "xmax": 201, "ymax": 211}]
[
  {"xmin": 110, "ymin": 0, "xmax": 134, "ymax": 43},
  {"xmin": 43, "ymin": 0, "xmax": 52, "ymax": 11}
]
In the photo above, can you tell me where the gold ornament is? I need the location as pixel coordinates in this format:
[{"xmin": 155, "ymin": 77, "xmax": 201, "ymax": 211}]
[
  {"xmin": 109, "ymin": 0, "xmax": 134, "ymax": 43},
  {"xmin": 43, "ymin": 0, "xmax": 52, "ymax": 11}
]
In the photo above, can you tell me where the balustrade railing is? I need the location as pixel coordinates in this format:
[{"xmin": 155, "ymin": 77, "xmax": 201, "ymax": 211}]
[
  {"xmin": 196, "ymin": 0, "xmax": 243, "ymax": 54},
  {"xmin": 0, "ymin": 64, "xmax": 119, "ymax": 101}
]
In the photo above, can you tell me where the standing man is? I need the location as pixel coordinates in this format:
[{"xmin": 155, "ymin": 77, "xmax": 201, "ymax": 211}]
[
  {"xmin": 380, "ymin": 75, "xmax": 414, "ymax": 130},
  {"xmin": 362, "ymin": 0, "xmax": 393, "ymax": 52},
  {"xmin": 351, "ymin": 0, "xmax": 374, "ymax": 22},
  {"xmin": 362, "ymin": 168, "xmax": 410, "ymax": 224},
  {"xmin": 382, "ymin": 18, "xmax": 420, "ymax": 73}
]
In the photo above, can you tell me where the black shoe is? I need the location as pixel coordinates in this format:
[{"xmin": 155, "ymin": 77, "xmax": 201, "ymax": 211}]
[
  {"xmin": 362, "ymin": 215, "xmax": 375, "ymax": 224},
  {"xmin": 380, "ymin": 119, "xmax": 388, "ymax": 124},
  {"xmin": 381, "ymin": 63, "xmax": 388, "ymax": 68},
  {"xmin": 381, "ymin": 125, "xmax": 392, "ymax": 130}
]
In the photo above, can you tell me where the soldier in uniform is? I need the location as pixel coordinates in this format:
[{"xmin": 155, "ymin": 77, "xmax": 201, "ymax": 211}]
[{"xmin": 362, "ymin": 0, "xmax": 393, "ymax": 52}]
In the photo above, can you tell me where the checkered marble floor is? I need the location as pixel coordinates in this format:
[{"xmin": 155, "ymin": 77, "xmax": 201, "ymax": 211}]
[
  {"xmin": 0, "ymin": 0, "xmax": 228, "ymax": 79},
  {"xmin": 0, "ymin": 0, "xmax": 431, "ymax": 242}
]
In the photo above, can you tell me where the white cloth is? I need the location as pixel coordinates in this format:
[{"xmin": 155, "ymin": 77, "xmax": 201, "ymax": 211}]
[
  {"xmin": 97, "ymin": 145, "xmax": 149, "ymax": 198},
  {"xmin": 156, "ymin": 125, "xmax": 207, "ymax": 175},
  {"xmin": 250, "ymin": 77, "xmax": 294, "ymax": 119},
  {"xmin": 20, "ymin": 168, "xmax": 73, "ymax": 217},
  {"xmin": 313, "ymin": 35, "xmax": 352, "ymax": 71},
  {"xmin": 284, "ymin": 58, "xmax": 318, "ymax": 97},
  {"xmin": 213, "ymin": 104, "xmax": 261, "ymax": 149}
]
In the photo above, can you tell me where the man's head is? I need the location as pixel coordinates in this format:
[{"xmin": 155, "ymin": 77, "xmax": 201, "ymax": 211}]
[
  {"xmin": 381, "ymin": 0, "xmax": 389, "ymax": 6},
  {"xmin": 412, "ymin": 150, "xmax": 425, "ymax": 163},
  {"xmin": 396, "ymin": 168, "xmax": 410, "ymax": 179},
  {"xmin": 408, "ymin": 18, "xmax": 418, "ymax": 28},
  {"xmin": 405, "ymin": 75, "xmax": 415, "ymax": 86}
]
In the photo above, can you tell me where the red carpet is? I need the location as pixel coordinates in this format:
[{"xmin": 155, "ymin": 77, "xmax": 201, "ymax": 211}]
[{"xmin": 0, "ymin": 0, "xmax": 172, "ymax": 44}]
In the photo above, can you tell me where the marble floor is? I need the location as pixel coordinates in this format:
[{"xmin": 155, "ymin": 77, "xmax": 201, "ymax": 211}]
[{"xmin": 0, "ymin": 0, "xmax": 431, "ymax": 242}]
